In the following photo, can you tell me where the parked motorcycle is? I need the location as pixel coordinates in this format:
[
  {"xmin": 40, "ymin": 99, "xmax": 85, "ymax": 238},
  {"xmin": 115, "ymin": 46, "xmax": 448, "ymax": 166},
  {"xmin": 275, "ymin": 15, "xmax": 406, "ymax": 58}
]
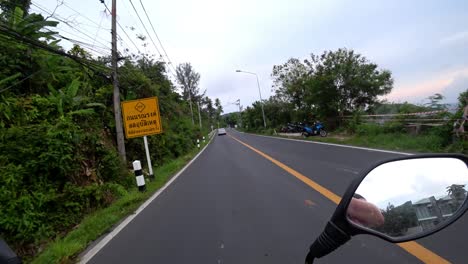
[
  {"xmin": 281, "ymin": 123, "xmax": 303, "ymax": 133},
  {"xmin": 305, "ymin": 154, "xmax": 468, "ymax": 263},
  {"xmin": 302, "ymin": 121, "xmax": 327, "ymax": 137}
]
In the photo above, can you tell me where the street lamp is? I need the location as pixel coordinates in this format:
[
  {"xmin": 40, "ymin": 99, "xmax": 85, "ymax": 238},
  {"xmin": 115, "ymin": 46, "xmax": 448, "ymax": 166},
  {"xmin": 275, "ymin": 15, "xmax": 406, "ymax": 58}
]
[{"xmin": 235, "ymin": 70, "xmax": 267, "ymax": 128}]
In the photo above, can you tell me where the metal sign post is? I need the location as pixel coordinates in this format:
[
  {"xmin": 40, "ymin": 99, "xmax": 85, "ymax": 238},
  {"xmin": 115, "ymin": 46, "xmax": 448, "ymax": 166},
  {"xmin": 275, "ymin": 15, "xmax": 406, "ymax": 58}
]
[
  {"xmin": 122, "ymin": 97, "xmax": 163, "ymax": 181},
  {"xmin": 143, "ymin": 135, "xmax": 154, "ymax": 180}
]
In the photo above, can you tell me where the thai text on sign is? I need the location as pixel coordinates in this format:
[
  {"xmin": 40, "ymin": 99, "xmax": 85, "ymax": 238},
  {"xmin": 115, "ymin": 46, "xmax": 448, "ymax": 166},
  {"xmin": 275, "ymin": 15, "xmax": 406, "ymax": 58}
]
[{"xmin": 121, "ymin": 97, "xmax": 163, "ymax": 139}]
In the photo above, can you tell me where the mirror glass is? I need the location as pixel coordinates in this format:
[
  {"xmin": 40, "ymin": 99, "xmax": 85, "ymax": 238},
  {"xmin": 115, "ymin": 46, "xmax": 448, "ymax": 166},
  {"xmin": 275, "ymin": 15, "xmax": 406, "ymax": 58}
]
[{"xmin": 346, "ymin": 157, "xmax": 468, "ymax": 239}]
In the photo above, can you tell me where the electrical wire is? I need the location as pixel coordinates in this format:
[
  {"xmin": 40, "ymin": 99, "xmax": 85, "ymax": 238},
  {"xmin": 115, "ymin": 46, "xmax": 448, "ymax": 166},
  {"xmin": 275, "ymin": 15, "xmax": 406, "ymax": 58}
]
[
  {"xmin": 127, "ymin": 0, "xmax": 176, "ymax": 78},
  {"xmin": 127, "ymin": 0, "xmax": 162, "ymax": 57},
  {"xmin": 48, "ymin": 0, "xmax": 136, "ymax": 56},
  {"xmin": 100, "ymin": 1, "xmax": 141, "ymax": 54},
  {"xmin": 4, "ymin": 1, "xmax": 121, "ymax": 61},
  {"xmin": 97, "ymin": 0, "xmax": 176, "ymax": 78},
  {"xmin": 31, "ymin": 2, "xmax": 110, "ymax": 49},
  {"xmin": 52, "ymin": 27, "xmax": 110, "ymax": 54},
  {"xmin": 0, "ymin": 25, "xmax": 111, "ymax": 75},
  {"xmin": 0, "ymin": 8, "xmax": 110, "ymax": 57},
  {"xmin": 59, "ymin": 34, "xmax": 111, "ymax": 56},
  {"xmin": 31, "ymin": 2, "xmax": 110, "ymax": 47},
  {"xmin": 62, "ymin": 1, "xmax": 110, "ymax": 30},
  {"xmin": 92, "ymin": 7, "xmax": 106, "ymax": 48},
  {"xmin": 138, "ymin": 0, "xmax": 177, "ymax": 74}
]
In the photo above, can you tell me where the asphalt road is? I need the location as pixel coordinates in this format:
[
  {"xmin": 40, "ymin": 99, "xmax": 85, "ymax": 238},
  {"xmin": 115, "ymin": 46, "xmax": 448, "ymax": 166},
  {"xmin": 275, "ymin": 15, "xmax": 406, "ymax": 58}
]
[{"xmin": 86, "ymin": 129, "xmax": 467, "ymax": 263}]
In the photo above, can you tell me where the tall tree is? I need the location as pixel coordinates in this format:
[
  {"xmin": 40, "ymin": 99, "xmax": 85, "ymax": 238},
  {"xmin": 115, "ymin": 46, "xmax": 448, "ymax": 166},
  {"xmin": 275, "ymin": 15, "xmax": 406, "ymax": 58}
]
[
  {"xmin": 426, "ymin": 93, "xmax": 447, "ymax": 110},
  {"xmin": 175, "ymin": 62, "xmax": 201, "ymax": 101},
  {"xmin": 272, "ymin": 48, "xmax": 393, "ymax": 122},
  {"xmin": 272, "ymin": 57, "xmax": 311, "ymax": 112},
  {"xmin": 201, "ymin": 96, "xmax": 215, "ymax": 124},
  {"xmin": 214, "ymin": 98, "xmax": 223, "ymax": 120},
  {"xmin": 176, "ymin": 62, "xmax": 201, "ymax": 125},
  {"xmin": 446, "ymin": 184, "xmax": 467, "ymax": 207}
]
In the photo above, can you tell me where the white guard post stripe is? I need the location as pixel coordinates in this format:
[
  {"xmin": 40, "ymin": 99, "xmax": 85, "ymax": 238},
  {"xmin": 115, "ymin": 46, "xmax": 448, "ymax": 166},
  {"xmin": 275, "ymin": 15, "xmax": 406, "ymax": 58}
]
[
  {"xmin": 136, "ymin": 175, "xmax": 145, "ymax": 187},
  {"xmin": 78, "ymin": 132, "xmax": 216, "ymax": 263}
]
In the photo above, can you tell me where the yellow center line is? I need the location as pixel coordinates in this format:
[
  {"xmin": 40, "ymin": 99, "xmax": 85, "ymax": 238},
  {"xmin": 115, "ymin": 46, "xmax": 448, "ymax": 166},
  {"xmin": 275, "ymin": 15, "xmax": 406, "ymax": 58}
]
[{"xmin": 228, "ymin": 134, "xmax": 450, "ymax": 264}]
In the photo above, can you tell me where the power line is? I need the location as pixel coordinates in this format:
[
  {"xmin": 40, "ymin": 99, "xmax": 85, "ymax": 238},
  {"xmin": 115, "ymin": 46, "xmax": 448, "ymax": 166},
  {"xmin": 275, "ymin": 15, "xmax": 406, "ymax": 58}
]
[
  {"xmin": 121, "ymin": 0, "xmax": 140, "ymax": 30},
  {"xmin": 0, "ymin": 25, "xmax": 111, "ymax": 75},
  {"xmin": 52, "ymin": 27, "xmax": 110, "ymax": 53},
  {"xmin": 62, "ymin": 1, "xmax": 110, "ymax": 30},
  {"xmin": 101, "ymin": 0, "xmax": 176, "ymax": 79},
  {"xmin": 100, "ymin": 1, "xmax": 141, "ymax": 54},
  {"xmin": 31, "ymin": 2, "xmax": 110, "ymax": 46},
  {"xmin": 138, "ymin": 0, "xmax": 177, "ymax": 74},
  {"xmin": 116, "ymin": 19, "xmax": 141, "ymax": 54},
  {"xmin": 31, "ymin": 2, "xmax": 110, "ymax": 49},
  {"xmin": 58, "ymin": 34, "xmax": 111, "ymax": 57},
  {"xmin": 92, "ymin": 7, "xmax": 106, "ymax": 48},
  {"xmin": 7, "ymin": 4, "xmax": 109, "ymax": 56},
  {"xmin": 127, "ymin": 0, "xmax": 162, "ymax": 57},
  {"xmin": 53, "ymin": 0, "xmax": 136, "ymax": 55},
  {"xmin": 2, "ymin": 7, "xmax": 110, "ymax": 57}
]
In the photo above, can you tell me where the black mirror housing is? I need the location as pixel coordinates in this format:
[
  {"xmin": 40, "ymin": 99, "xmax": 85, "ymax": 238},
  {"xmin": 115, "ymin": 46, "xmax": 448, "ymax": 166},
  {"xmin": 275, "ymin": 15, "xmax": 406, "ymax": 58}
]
[
  {"xmin": 338, "ymin": 153, "xmax": 468, "ymax": 243},
  {"xmin": 306, "ymin": 154, "xmax": 468, "ymax": 263}
]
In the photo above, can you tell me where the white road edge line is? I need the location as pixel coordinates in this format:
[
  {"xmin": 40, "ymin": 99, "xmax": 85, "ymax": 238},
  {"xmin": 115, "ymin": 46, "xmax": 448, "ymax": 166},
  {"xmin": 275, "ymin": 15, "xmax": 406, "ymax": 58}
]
[
  {"xmin": 242, "ymin": 132, "xmax": 413, "ymax": 156},
  {"xmin": 79, "ymin": 132, "xmax": 216, "ymax": 264}
]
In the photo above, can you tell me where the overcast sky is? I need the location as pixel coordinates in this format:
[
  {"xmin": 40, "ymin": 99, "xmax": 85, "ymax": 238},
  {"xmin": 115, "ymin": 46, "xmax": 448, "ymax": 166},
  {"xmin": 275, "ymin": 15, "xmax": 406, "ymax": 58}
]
[{"xmin": 36, "ymin": 0, "xmax": 468, "ymax": 113}]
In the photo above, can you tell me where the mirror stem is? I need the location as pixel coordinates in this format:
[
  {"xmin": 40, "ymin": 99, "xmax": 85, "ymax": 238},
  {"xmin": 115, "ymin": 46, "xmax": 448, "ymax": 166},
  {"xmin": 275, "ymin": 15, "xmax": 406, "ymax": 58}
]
[{"xmin": 305, "ymin": 222, "xmax": 350, "ymax": 263}]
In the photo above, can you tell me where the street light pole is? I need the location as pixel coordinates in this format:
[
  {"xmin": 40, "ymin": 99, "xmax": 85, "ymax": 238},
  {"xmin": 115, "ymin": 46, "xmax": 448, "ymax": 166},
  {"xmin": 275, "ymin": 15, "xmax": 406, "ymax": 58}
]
[
  {"xmin": 236, "ymin": 70, "xmax": 267, "ymax": 128},
  {"xmin": 254, "ymin": 74, "xmax": 267, "ymax": 128}
]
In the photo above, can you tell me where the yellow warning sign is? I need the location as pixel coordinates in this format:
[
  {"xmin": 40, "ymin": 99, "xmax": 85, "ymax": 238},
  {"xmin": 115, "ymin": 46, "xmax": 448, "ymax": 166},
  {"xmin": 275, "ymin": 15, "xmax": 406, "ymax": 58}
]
[{"xmin": 121, "ymin": 97, "xmax": 163, "ymax": 139}]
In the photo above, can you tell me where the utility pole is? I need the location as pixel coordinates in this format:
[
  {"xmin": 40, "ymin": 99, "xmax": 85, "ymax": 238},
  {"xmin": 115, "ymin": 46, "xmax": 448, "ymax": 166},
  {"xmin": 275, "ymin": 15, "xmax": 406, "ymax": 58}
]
[
  {"xmin": 112, "ymin": 0, "xmax": 126, "ymax": 161},
  {"xmin": 197, "ymin": 101, "xmax": 202, "ymax": 129}
]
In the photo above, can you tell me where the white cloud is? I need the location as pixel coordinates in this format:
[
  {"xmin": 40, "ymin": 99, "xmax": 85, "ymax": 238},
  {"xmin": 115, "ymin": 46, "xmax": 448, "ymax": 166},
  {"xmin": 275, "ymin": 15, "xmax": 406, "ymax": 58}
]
[
  {"xmin": 385, "ymin": 67, "xmax": 468, "ymax": 103},
  {"xmin": 440, "ymin": 31, "xmax": 468, "ymax": 46}
]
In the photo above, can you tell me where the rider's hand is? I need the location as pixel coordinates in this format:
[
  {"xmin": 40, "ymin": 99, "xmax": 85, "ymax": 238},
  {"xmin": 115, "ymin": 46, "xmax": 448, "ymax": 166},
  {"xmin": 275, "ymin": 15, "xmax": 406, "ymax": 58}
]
[{"xmin": 347, "ymin": 198, "xmax": 384, "ymax": 228}]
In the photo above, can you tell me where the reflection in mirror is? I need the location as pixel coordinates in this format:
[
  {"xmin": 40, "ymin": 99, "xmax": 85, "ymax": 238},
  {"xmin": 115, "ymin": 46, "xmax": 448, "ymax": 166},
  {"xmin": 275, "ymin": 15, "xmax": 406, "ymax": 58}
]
[{"xmin": 347, "ymin": 158, "xmax": 468, "ymax": 239}]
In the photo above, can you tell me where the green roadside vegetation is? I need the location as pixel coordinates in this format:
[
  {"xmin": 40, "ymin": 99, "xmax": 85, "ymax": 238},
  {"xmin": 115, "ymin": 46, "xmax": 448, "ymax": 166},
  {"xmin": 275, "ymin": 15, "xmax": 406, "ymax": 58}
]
[
  {"xmin": 32, "ymin": 137, "xmax": 212, "ymax": 264},
  {"xmin": 0, "ymin": 3, "xmax": 223, "ymax": 262},
  {"xmin": 241, "ymin": 115, "xmax": 467, "ymax": 154},
  {"xmin": 274, "ymin": 131, "xmax": 464, "ymax": 154},
  {"xmin": 222, "ymin": 49, "xmax": 467, "ymax": 154}
]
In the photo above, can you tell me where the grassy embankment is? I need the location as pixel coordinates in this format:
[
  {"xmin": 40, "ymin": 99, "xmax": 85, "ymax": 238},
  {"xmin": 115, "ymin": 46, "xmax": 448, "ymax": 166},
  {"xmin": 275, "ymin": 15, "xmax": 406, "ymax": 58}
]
[{"xmin": 32, "ymin": 135, "xmax": 213, "ymax": 264}]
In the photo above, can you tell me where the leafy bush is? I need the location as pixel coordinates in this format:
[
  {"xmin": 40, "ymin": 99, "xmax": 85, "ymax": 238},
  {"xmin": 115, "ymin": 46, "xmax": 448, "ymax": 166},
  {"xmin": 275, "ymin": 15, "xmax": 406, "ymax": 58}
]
[
  {"xmin": 425, "ymin": 124, "xmax": 453, "ymax": 147},
  {"xmin": 356, "ymin": 123, "xmax": 383, "ymax": 136},
  {"xmin": 346, "ymin": 111, "xmax": 363, "ymax": 133},
  {"xmin": 0, "ymin": 47, "xmax": 209, "ymax": 259},
  {"xmin": 382, "ymin": 121, "xmax": 405, "ymax": 134}
]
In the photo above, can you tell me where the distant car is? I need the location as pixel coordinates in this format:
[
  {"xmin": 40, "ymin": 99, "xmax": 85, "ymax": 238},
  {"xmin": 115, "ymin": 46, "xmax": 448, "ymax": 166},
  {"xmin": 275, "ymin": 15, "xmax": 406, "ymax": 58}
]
[{"xmin": 218, "ymin": 128, "xmax": 226, "ymax": 136}]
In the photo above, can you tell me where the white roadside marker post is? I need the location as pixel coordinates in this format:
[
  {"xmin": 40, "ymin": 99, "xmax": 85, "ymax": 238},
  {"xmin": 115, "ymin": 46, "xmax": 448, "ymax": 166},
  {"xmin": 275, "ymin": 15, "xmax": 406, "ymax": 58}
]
[
  {"xmin": 133, "ymin": 160, "xmax": 146, "ymax": 192},
  {"xmin": 143, "ymin": 135, "xmax": 154, "ymax": 180}
]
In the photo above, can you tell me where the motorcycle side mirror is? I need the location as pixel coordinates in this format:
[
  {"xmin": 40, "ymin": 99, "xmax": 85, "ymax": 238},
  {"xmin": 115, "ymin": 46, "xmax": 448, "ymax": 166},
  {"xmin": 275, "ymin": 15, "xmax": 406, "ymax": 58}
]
[{"xmin": 305, "ymin": 154, "xmax": 468, "ymax": 263}]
